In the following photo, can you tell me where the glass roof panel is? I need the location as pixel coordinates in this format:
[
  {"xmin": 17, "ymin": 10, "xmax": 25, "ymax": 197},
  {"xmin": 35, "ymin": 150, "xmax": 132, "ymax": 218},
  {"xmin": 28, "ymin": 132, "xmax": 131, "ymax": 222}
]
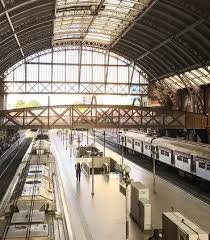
[
  {"xmin": 53, "ymin": 0, "xmax": 152, "ymax": 47},
  {"xmin": 160, "ymin": 66, "xmax": 210, "ymax": 90}
]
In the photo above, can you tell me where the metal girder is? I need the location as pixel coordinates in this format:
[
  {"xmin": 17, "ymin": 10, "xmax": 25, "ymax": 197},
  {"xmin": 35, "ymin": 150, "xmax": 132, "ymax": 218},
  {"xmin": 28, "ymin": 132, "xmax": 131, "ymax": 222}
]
[
  {"xmin": 3, "ymin": 81, "xmax": 148, "ymax": 96},
  {"xmin": 136, "ymin": 19, "xmax": 204, "ymax": 61},
  {"xmin": 161, "ymin": 0, "xmax": 209, "ymax": 21},
  {"xmin": 129, "ymin": 22, "xmax": 199, "ymax": 64},
  {"xmin": 0, "ymin": 0, "xmax": 24, "ymax": 57},
  {"xmin": 177, "ymin": 74, "xmax": 205, "ymax": 113},
  {"xmin": 81, "ymin": 0, "xmax": 106, "ymax": 43},
  {"xmin": 108, "ymin": 0, "xmax": 159, "ymax": 50},
  {"xmin": 0, "ymin": 104, "xmax": 207, "ymax": 130},
  {"xmin": 0, "ymin": 38, "xmax": 52, "ymax": 72}
]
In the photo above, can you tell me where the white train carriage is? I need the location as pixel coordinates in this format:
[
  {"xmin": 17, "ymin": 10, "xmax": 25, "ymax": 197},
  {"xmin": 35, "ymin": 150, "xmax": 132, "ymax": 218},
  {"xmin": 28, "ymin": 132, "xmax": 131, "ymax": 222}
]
[
  {"xmin": 153, "ymin": 138, "xmax": 193, "ymax": 173},
  {"xmin": 195, "ymin": 157, "xmax": 210, "ymax": 181},
  {"xmin": 118, "ymin": 131, "xmax": 210, "ymax": 182},
  {"xmin": 132, "ymin": 133, "xmax": 146, "ymax": 154},
  {"xmin": 33, "ymin": 139, "xmax": 50, "ymax": 154},
  {"xmin": 171, "ymin": 140, "xmax": 210, "ymax": 180},
  {"xmin": 153, "ymin": 138, "xmax": 173, "ymax": 165},
  {"xmin": 118, "ymin": 131, "xmax": 146, "ymax": 154},
  {"xmin": 153, "ymin": 137, "xmax": 210, "ymax": 180},
  {"xmin": 126, "ymin": 136, "xmax": 133, "ymax": 150},
  {"xmin": 192, "ymin": 143, "xmax": 210, "ymax": 181}
]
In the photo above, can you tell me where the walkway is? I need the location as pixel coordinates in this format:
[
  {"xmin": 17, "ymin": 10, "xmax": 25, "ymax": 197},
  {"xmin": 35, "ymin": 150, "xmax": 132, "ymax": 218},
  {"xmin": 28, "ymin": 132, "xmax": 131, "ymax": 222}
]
[{"xmin": 51, "ymin": 131, "xmax": 210, "ymax": 240}]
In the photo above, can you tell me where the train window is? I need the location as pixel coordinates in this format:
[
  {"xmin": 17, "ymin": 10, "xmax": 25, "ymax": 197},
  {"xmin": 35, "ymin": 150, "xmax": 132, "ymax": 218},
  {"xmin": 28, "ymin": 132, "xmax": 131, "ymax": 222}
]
[
  {"xmin": 183, "ymin": 157, "xmax": 188, "ymax": 163},
  {"xmin": 177, "ymin": 155, "xmax": 182, "ymax": 161},
  {"xmin": 138, "ymin": 142, "xmax": 141, "ymax": 146},
  {"xmin": 206, "ymin": 164, "xmax": 210, "ymax": 170},
  {"xmin": 165, "ymin": 151, "xmax": 169, "ymax": 157},
  {"xmin": 145, "ymin": 145, "xmax": 148, "ymax": 149},
  {"xmin": 135, "ymin": 142, "xmax": 137, "ymax": 146},
  {"xmin": 198, "ymin": 162, "xmax": 205, "ymax": 169},
  {"xmin": 160, "ymin": 150, "xmax": 164, "ymax": 155}
]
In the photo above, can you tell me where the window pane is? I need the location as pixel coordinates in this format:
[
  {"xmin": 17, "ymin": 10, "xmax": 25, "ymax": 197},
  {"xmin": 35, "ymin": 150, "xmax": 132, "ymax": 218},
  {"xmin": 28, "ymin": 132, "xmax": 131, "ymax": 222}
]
[
  {"xmin": 39, "ymin": 65, "xmax": 51, "ymax": 82},
  {"xmin": 27, "ymin": 64, "xmax": 38, "ymax": 82},
  {"xmin": 53, "ymin": 65, "xmax": 65, "ymax": 82},
  {"xmin": 199, "ymin": 162, "xmax": 206, "ymax": 169}
]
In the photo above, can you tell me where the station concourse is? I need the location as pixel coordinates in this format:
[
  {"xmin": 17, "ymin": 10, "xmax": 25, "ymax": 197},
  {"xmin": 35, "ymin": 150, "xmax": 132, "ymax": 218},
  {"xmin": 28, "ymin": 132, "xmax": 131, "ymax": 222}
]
[
  {"xmin": 50, "ymin": 130, "xmax": 210, "ymax": 240},
  {"xmin": 0, "ymin": 0, "xmax": 210, "ymax": 239}
]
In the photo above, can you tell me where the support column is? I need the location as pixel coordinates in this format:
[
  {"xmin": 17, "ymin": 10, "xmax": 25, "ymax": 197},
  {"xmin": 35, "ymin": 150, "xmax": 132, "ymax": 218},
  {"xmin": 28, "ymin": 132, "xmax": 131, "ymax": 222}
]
[{"xmin": 0, "ymin": 95, "xmax": 7, "ymax": 110}]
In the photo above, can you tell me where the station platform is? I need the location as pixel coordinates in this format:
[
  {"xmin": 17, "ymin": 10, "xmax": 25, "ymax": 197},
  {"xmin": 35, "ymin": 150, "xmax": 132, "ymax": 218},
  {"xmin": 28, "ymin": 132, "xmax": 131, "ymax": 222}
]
[{"xmin": 51, "ymin": 132, "xmax": 210, "ymax": 240}]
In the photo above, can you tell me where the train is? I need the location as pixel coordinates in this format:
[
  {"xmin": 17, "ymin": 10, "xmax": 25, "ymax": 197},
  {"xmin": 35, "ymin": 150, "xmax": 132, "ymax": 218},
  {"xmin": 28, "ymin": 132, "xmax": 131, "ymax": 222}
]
[
  {"xmin": 118, "ymin": 131, "xmax": 210, "ymax": 182},
  {"xmin": 0, "ymin": 130, "xmax": 67, "ymax": 240}
]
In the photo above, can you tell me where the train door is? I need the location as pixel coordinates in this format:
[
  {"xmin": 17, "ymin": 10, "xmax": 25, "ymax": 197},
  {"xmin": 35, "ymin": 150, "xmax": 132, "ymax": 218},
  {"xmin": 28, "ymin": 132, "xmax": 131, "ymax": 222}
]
[
  {"xmin": 190, "ymin": 156, "xmax": 196, "ymax": 173},
  {"xmin": 120, "ymin": 135, "xmax": 125, "ymax": 148},
  {"xmin": 171, "ymin": 150, "xmax": 175, "ymax": 165},
  {"xmin": 124, "ymin": 136, "xmax": 126, "ymax": 148},
  {"xmin": 141, "ymin": 141, "xmax": 143, "ymax": 153}
]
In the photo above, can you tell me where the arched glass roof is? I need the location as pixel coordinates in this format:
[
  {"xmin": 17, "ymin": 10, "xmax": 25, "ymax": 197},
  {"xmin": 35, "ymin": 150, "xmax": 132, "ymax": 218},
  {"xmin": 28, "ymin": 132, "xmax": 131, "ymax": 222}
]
[
  {"xmin": 0, "ymin": 0, "xmax": 209, "ymax": 104},
  {"xmin": 53, "ymin": 0, "xmax": 152, "ymax": 47},
  {"xmin": 3, "ymin": 47, "xmax": 148, "ymax": 96}
]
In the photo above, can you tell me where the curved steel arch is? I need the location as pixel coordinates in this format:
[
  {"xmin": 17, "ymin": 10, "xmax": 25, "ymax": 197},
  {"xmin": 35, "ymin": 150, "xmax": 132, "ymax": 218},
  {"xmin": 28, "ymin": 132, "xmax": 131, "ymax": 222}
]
[
  {"xmin": 4, "ymin": 46, "xmax": 140, "ymax": 77},
  {"xmin": 122, "ymin": 29, "xmax": 191, "ymax": 69},
  {"xmin": 115, "ymin": 40, "xmax": 172, "ymax": 74},
  {"xmin": 0, "ymin": 0, "xmax": 209, "ymax": 85},
  {"xmin": 3, "ymin": 47, "xmax": 149, "ymax": 96},
  {"xmin": 113, "ymin": 44, "xmax": 163, "ymax": 78},
  {"xmin": 123, "ymin": 21, "xmax": 200, "ymax": 65}
]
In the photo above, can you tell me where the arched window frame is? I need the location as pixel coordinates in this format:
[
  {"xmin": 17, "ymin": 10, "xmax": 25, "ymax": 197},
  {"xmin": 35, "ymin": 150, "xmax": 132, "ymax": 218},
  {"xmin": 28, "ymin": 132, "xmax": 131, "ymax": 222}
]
[{"xmin": 3, "ymin": 46, "xmax": 149, "ymax": 96}]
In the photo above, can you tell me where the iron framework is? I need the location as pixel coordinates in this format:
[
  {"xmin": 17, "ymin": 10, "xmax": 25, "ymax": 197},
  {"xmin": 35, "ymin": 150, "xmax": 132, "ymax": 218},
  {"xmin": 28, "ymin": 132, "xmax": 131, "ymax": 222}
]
[
  {"xmin": 2, "ymin": 47, "xmax": 148, "ymax": 95},
  {"xmin": 0, "ymin": 104, "xmax": 207, "ymax": 130},
  {"xmin": 0, "ymin": 0, "xmax": 209, "ymax": 106}
]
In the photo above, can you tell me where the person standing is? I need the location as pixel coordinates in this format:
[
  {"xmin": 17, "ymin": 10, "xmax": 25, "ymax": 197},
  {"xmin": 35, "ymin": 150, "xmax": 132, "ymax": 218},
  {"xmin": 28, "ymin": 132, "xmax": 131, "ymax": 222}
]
[{"xmin": 75, "ymin": 162, "xmax": 81, "ymax": 182}]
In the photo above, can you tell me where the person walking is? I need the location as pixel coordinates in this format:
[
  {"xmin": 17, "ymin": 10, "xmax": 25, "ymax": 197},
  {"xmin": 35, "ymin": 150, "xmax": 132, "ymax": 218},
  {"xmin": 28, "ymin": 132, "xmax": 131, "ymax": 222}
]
[{"xmin": 75, "ymin": 162, "xmax": 81, "ymax": 182}]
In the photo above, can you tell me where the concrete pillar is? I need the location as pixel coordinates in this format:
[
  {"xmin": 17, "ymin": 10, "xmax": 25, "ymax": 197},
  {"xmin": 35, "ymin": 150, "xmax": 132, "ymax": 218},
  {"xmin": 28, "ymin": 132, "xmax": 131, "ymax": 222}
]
[{"xmin": 0, "ymin": 95, "xmax": 7, "ymax": 110}]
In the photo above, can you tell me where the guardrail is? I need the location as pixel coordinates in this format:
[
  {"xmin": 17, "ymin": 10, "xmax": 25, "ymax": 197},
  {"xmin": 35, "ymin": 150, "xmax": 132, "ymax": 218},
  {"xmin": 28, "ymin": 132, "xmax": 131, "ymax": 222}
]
[{"xmin": 0, "ymin": 105, "xmax": 207, "ymax": 130}]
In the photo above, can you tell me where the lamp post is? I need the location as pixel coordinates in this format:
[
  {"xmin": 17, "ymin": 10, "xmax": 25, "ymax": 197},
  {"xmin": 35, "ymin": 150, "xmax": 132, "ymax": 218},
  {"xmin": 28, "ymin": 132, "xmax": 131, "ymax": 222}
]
[
  {"xmin": 118, "ymin": 131, "xmax": 124, "ymax": 173},
  {"xmin": 87, "ymin": 129, "xmax": 89, "ymax": 145},
  {"xmin": 70, "ymin": 129, "xmax": 73, "ymax": 142},
  {"xmin": 81, "ymin": 130, "xmax": 83, "ymax": 142},
  {"xmin": 121, "ymin": 137, "xmax": 124, "ymax": 172},
  {"xmin": 151, "ymin": 139, "xmax": 158, "ymax": 194},
  {"xmin": 122, "ymin": 165, "xmax": 131, "ymax": 240},
  {"xmin": 93, "ymin": 129, "xmax": 96, "ymax": 145},
  {"xmin": 78, "ymin": 136, "xmax": 81, "ymax": 147},
  {"xmin": 103, "ymin": 131, "xmax": 106, "ymax": 156},
  {"xmin": 91, "ymin": 153, "xmax": 95, "ymax": 197},
  {"xmin": 65, "ymin": 129, "xmax": 68, "ymax": 150}
]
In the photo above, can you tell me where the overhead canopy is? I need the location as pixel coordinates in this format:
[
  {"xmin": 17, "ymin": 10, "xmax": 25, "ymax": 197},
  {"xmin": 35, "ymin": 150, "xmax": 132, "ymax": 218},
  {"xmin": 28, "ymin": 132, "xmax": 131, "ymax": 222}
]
[{"xmin": 0, "ymin": 0, "xmax": 209, "ymax": 80}]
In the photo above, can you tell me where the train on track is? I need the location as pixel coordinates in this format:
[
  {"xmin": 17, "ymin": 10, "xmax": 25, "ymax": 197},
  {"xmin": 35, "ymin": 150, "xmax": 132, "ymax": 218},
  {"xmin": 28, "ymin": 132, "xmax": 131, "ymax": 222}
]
[
  {"xmin": 118, "ymin": 131, "xmax": 210, "ymax": 182},
  {"xmin": 0, "ymin": 130, "xmax": 67, "ymax": 240}
]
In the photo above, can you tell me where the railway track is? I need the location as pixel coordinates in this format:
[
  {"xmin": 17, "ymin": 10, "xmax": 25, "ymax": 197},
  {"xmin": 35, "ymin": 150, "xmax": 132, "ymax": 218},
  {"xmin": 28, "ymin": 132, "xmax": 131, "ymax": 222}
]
[
  {"xmin": 94, "ymin": 132, "xmax": 210, "ymax": 205},
  {"xmin": 0, "ymin": 138, "xmax": 32, "ymax": 201}
]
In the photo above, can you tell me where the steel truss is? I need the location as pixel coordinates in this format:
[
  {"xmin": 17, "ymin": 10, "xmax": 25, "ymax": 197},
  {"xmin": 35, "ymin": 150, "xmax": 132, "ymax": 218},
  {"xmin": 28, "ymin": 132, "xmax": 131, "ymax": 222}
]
[
  {"xmin": 2, "ymin": 81, "xmax": 148, "ymax": 95},
  {"xmin": 0, "ymin": 105, "xmax": 207, "ymax": 130},
  {"xmin": 3, "ymin": 47, "xmax": 148, "ymax": 95}
]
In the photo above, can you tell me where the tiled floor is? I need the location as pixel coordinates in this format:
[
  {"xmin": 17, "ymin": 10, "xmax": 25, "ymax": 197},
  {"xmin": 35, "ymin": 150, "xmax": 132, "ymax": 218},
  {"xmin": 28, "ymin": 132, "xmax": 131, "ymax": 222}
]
[{"xmin": 51, "ymin": 132, "xmax": 210, "ymax": 240}]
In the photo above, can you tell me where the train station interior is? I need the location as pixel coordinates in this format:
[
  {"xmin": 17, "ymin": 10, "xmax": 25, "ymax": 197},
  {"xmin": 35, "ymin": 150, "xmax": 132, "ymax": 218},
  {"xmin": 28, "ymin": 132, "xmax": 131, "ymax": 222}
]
[{"xmin": 0, "ymin": 0, "xmax": 210, "ymax": 239}]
